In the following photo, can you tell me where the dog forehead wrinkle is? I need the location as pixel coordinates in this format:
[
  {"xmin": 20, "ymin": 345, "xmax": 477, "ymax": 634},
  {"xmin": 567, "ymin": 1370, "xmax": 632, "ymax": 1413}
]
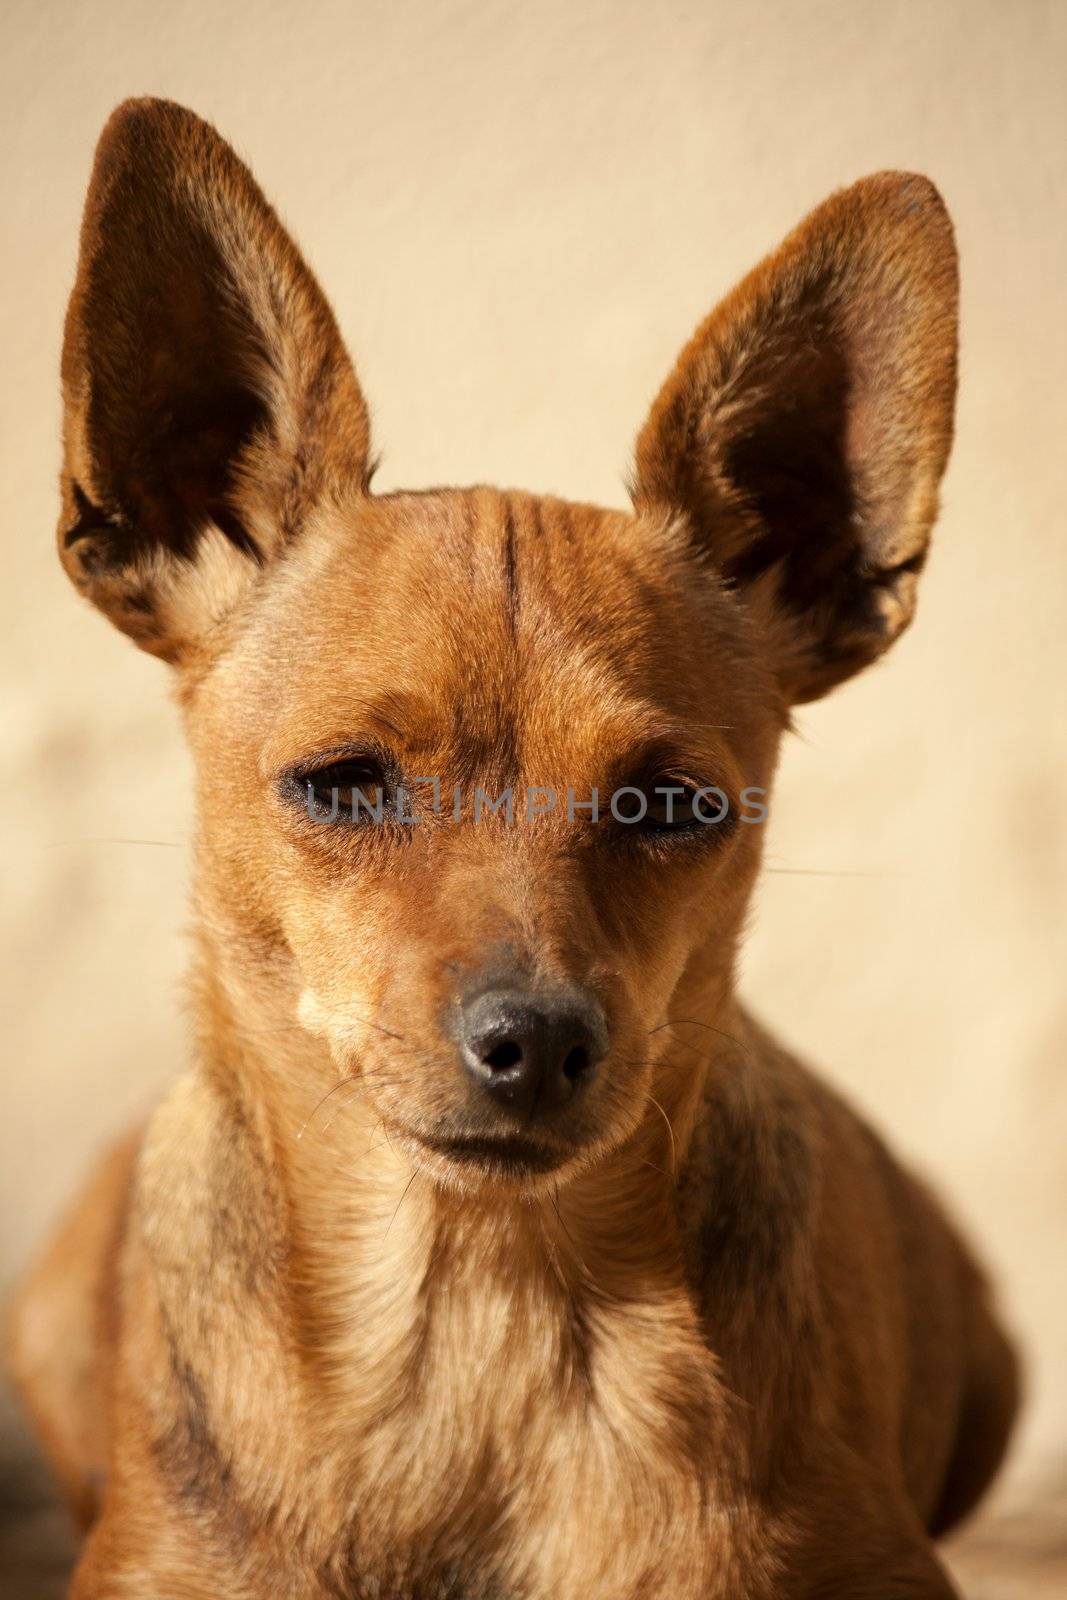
[{"xmin": 501, "ymin": 493, "xmax": 519, "ymax": 640}]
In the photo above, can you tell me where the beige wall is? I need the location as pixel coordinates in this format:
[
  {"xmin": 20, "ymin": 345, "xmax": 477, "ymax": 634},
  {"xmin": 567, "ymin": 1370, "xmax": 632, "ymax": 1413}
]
[{"xmin": 2, "ymin": 0, "xmax": 1064, "ymax": 1500}]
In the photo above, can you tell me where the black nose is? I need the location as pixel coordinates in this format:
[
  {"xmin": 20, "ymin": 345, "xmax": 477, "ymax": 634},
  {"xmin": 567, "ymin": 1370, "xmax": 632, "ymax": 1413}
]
[{"xmin": 458, "ymin": 987, "xmax": 608, "ymax": 1118}]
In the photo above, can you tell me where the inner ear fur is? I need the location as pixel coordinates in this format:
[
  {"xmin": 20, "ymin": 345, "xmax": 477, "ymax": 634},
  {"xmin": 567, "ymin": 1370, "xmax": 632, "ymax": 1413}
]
[
  {"xmin": 58, "ymin": 98, "xmax": 371, "ymax": 662},
  {"xmin": 633, "ymin": 173, "xmax": 959, "ymax": 703}
]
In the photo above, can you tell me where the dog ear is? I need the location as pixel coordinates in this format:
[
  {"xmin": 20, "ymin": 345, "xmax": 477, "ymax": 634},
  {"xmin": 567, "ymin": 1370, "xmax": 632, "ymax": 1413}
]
[
  {"xmin": 58, "ymin": 99, "xmax": 371, "ymax": 664},
  {"xmin": 632, "ymin": 174, "xmax": 958, "ymax": 703}
]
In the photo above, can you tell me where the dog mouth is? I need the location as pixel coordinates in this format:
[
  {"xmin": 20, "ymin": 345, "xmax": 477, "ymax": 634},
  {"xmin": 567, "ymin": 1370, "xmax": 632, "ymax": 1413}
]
[{"xmin": 415, "ymin": 1130, "xmax": 568, "ymax": 1175}]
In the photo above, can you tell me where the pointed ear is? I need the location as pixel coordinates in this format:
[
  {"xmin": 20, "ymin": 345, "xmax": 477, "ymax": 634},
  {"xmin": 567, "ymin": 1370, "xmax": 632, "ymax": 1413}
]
[
  {"xmin": 632, "ymin": 173, "xmax": 958, "ymax": 703},
  {"xmin": 58, "ymin": 99, "xmax": 372, "ymax": 663}
]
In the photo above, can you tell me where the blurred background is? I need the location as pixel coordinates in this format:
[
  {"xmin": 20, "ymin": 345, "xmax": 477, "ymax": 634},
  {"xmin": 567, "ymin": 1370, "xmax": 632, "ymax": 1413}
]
[{"xmin": 1, "ymin": 1, "xmax": 1064, "ymax": 1592}]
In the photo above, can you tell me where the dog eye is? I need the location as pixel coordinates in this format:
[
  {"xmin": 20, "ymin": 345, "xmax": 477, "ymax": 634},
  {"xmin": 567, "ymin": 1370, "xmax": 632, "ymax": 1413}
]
[
  {"xmin": 615, "ymin": 778, "xmax": 705, "ymax": 831},
  {"xmin": 302, "ymin": 758, "xmax": 391, "ymax": 820}
]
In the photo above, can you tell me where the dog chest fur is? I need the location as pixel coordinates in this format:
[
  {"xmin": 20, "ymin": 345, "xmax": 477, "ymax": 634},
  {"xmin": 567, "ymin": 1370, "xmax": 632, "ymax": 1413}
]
[
  {"xmin": 129, "ymin": 1065, "xmax": 736, "ymax": 1599},
  {"xmin": 126, "ymin": 985, "xmax": 925, "ymax": 1600}
]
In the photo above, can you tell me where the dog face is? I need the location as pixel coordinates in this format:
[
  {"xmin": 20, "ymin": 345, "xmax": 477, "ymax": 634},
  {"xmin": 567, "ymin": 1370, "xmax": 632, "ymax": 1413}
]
[
  {"xmin": 57, "ymin": 100, "xmax": 958, "ymax": 1191},
  {"xmin": 188, "ymin": 486, "xmax": 779, "ymax": 1186}
]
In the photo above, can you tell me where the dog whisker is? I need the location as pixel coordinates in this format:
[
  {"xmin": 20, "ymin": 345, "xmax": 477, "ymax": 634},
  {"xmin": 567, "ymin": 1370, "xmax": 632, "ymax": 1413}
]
[
  {"xmin": 319, "ymin": 1079, "xmax": 369, "ymax": 1137},
  {"xmin": 378, "ymin": 1166, "xmax": 423, "ymax": 1254},
  {"xmin": 45, "ymin": 836, "xmax": 185, "ymax": 849},
  {"xmin": 648, "ymin": 1017, "xmax": 754, "ymax": 1065},
  {"xmin": 636, "ymin": 1154, "xmax": 670, "ymax": 1180},
  {"xmin": 646, "ymin": 1094, "xmax": 678, "ymax": 1177},
  {"xmin": 763, "ymin": 865, "xmax": 899, "ymax": 879},
  {"xmin": 549, "ymin": 1192, "xmax": 595, "ymax": 1289},
  {"xmin": 296, "ymin": 1074, "xmax": 364, "ymax": 1142}
]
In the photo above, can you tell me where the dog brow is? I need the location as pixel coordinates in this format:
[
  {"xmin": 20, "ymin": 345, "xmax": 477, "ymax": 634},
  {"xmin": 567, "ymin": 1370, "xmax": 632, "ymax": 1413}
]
[{"xmin": 360, "ymin": 689, "xmax": 440, "ymax": 748}]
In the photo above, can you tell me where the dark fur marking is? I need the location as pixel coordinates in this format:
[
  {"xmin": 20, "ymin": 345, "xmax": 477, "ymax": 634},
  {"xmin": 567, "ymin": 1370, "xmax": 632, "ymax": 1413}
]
[
  {"xmin": 322, "ymin": 1536, "xmax": 514, "ymax": 1600},
  {"xmin": 154, "ymin": 1348, "xmax": 236, "ymax": 1516},
  {"xmin": 684, "ymin": 1068, "xmax": 815, "ymax": 1309},
  {"xmin": 211, "ymin": 503, "xmax": 263, "ymax": 564},
  {"xmin": 501, "ymin": 497, "xmax": 519, "ymax": 640}
]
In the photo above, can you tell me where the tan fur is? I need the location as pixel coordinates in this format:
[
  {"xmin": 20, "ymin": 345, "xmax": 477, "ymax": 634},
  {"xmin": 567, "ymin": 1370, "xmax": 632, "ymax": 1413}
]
[{"xmin": 6, "ymin": 100, "xmax": 1018, "ymax": 1598}]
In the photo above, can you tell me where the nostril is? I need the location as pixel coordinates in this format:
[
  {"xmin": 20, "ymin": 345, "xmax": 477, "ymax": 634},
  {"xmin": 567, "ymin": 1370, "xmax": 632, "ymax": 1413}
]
[
  {"xmin": 459, "ymin": 986, "xmax": 607, "ymax": 1114},
  {"xmin": 562, "ymin": 1045, "xmax": 589, "ymax": 1081},
  {"xmin": 484, "ymin": 1039, "xmax": 523, "ymax": 1071}
]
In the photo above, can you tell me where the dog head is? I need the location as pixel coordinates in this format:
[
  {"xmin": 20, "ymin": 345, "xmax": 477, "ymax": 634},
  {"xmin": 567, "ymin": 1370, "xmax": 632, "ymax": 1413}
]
[{"xmin": 58, "ymin": 100, "xmax": 958, "ymax": 1191}]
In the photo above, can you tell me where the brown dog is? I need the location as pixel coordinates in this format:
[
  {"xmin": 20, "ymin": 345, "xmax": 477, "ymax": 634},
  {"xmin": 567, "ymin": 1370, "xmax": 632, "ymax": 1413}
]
[{"xmin": 7, "ymin": 100, "xmax": 1019, "ymax": 1599}]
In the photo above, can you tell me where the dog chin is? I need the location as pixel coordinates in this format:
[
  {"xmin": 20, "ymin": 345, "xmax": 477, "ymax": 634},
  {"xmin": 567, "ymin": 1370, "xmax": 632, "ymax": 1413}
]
[{"xmin": 395, "ymin": 1125, "xmax": 592, "ymax": 1194}]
